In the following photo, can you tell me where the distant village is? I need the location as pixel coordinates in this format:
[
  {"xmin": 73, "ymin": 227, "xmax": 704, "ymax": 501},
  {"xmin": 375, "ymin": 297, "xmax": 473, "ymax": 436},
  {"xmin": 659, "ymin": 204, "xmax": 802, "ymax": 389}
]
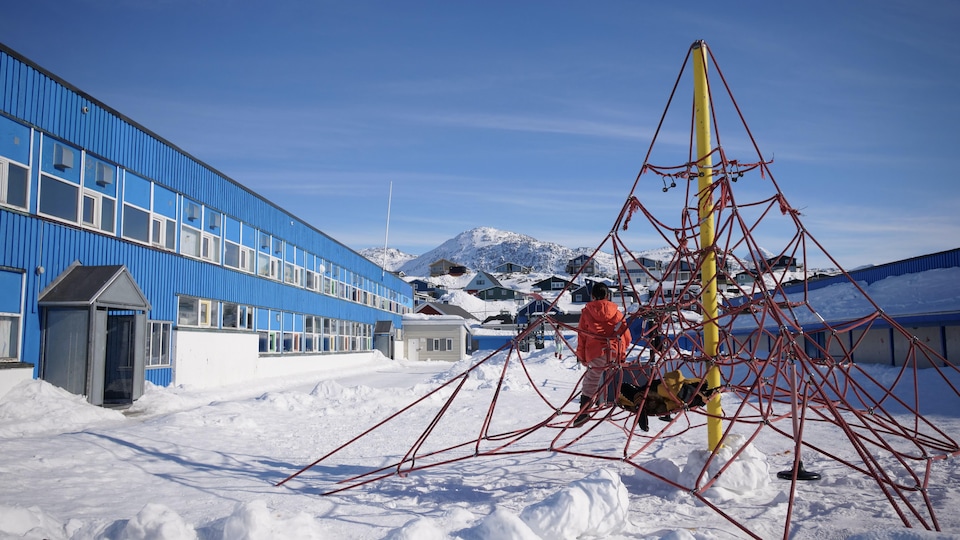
[{"xmin": 396, "ymin": 253, "xmax": 824, "ymax": 362}]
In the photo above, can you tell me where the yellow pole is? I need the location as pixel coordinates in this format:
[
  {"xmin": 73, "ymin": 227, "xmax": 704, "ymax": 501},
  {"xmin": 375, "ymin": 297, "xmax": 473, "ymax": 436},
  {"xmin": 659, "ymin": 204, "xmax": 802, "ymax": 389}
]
[{"xmin": 693, "ymin": 40, "xmax": 723, "ymax": 451}]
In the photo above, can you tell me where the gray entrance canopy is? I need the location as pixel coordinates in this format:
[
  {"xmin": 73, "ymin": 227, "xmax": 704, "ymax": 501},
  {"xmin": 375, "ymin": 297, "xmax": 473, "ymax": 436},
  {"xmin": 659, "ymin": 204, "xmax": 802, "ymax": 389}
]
[
  {"xmin": 38, "ymin": 262, "xmax": 151, "ymax": 405},
  {"xmin": 39, "ymin": 263, "xmax": 150, "ymax": 311}
]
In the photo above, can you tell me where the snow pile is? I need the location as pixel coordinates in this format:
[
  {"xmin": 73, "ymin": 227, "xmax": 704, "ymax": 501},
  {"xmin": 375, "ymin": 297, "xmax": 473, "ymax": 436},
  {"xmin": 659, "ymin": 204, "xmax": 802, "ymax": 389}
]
[
  {"xmin": 112, "ymin": 503, "xmax": 198, "ymax": 540},
  {"xmin": 0, "ymin": 380, "xmax": 124, "ymax": 437},
  {"xmin": 518, "ymin": 468, "xmax": 630, "ymax": 539},
  {"xmin": 0, "ymin": 504, "xmax": 69, "ymax": 539},
  {"xmin": 679, "ymin": 434, "xmax": 771, "ymax": 502},
  {"xmin": 220, "ymin": 500, "xmax": 326, "ymax": 540}
]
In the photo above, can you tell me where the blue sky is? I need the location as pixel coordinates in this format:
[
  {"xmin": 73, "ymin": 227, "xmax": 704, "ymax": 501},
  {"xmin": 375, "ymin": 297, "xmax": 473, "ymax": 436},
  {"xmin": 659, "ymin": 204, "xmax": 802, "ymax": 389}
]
[{"xmin": 2, "ymin": 1, "xmax": 958, "ymax": 269}]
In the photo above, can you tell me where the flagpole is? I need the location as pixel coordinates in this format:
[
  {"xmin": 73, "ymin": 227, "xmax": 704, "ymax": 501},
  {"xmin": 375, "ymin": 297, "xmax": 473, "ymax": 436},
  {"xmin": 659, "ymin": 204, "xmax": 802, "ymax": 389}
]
[{"xmin": 381, "ymin": 181, "xmax": 393, "ymax": 279}]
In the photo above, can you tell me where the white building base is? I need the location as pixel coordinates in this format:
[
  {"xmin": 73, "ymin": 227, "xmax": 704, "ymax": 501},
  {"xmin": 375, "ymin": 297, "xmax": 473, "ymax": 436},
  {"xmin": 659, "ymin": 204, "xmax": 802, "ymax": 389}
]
[
  {"xmin": 172, "ymin": 331, "xmax": 380, "ymax": 389},
  {"xmin": 0, "ymin": 364, "xmax": 37, "ymax": 399}
]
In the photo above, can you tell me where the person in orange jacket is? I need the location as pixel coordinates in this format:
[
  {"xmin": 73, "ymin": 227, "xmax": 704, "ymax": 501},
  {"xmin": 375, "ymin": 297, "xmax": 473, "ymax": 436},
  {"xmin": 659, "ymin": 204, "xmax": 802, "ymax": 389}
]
[{"xmin": 573, "ymin": 282, "xmax": 631, "ymax": 427}]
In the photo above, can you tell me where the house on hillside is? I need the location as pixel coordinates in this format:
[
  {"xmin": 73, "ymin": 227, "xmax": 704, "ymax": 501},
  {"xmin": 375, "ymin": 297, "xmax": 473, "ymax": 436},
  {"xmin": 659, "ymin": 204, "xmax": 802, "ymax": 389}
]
[
  {"xmin": 408, "ymin": 279, "xmax": 447, "ymax": 308},
  {"xmin": 534, "ymin": 276, "xmax": 572, "ymax": 293},
  {"xmin": 619, "ymin": 257, "xmax": 663, "ymax": 288},
  {"xmin": 764, "ymin": 255, "xmax": 799, "ymax": 272},
  {"xmin": 736, "ymin": 270, "xmax": 758, "ymax": 288},
  {"xmin": 494, "ymin": 262, "xmax": 532, "ymax": 274},
  {"xmin": 476, "ymin": 286, "xmax": 523, "ymax": 301},
  {"xmin": 409, "ymin": 278, "xmax": 447, "ymax": 297},
  {"xmin": 572, "ymin": 280, "xmax": 637, "ymax": 305},
  {"xmin": 515, "ymin": 299, "xmax": 562, "ymax": 325},
  {"xmin": 429, "ymin": 259, "xmax": 461, "ymax": 277},
  {"xmin": 661, "ymin": 259, "xmax": 695, "ymax": 284},
  {"xmin": 464, "ymin": 272, "xmax": 502, "ymax": 294},
  {"xmin": 565, "ymin": 255, "xmax": 596, "ymax": 276}
]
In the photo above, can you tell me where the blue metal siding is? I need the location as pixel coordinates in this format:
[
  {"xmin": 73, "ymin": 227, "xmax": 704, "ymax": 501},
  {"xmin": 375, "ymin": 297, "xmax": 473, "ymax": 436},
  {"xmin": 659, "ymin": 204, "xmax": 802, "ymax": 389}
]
[
  {"xmin": 145, "ymin": 368, "xmax": 173, "ymax": 387},
  {"xmin": 2, "ymin": 45, "xmax": 410, "ymax": 298},
  {"xmin": 3, "ymin": 211, "xmax": 406, "ymax": 356},
  {"xmin": 1, "ymin": 48, "xmax": 400, "ymax": 288}
]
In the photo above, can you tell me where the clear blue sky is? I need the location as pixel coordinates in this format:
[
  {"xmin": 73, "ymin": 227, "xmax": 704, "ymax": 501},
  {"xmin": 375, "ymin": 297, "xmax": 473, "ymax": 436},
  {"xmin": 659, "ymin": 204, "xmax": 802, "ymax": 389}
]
[{"xmin": 2, "ymin": 1, "xmax": 958, "ymax": 269}]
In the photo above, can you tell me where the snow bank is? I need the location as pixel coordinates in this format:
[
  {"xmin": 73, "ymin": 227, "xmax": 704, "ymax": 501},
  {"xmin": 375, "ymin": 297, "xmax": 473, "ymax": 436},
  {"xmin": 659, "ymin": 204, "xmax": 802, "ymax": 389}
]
[
  {"xmin": 112, "ymin": 503, "xmax": 197, "ymax": 540},
  {"xmin": 0, "ymin": 380, "xmax": 125, "ymax": 437},
  {"xmin": 519, "ymin": 468, "xmax": 630, "ymax": 539},
  {"xmin": 679, "ymin": 434, "xmax": 770, "ymax": 502}
]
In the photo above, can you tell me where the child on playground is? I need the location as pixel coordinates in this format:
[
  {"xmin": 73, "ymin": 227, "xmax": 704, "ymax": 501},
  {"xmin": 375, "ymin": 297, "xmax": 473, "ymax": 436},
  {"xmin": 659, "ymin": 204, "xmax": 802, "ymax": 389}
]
[{"xmin": 573, "ymin": 282, "xmax": 631, "ymax": 427}]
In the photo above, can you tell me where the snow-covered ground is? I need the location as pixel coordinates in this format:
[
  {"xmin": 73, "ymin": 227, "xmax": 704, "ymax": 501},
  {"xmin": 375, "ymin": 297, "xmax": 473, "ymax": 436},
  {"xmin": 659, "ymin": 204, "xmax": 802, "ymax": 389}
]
[{"xmin": 1, "ymin": 345, "xmax": 958, "ymax": 539}]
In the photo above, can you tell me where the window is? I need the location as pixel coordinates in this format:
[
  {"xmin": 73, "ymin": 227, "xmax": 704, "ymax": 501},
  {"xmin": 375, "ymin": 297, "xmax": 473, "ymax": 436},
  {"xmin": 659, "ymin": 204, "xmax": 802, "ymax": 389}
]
[
  {"xmin": 39, "ymin": 173, "xmax": 79, "ymax": 222},
  {"xmin": 0, "ymin": 270, "xmax": 23, "ymax": 361},
  {"xmin": 81, "ymin": 190, "xmax": 116, "ymax": 233},
  {"xmin": 151, "ymin": 215, "xmax": 176, "ymax": 251},
  {"xmin": 257, "ymin": 232, "xmax": 279, "ymax": 279},
  {"xmin": 180, "ymin": 199, "xmax": 203, "ymax": 258},
  {"xmin": 201, "ymin": 233, "xmax": 221, "ymax": 264},
  {"xmin": 283, "ymin": 331, "xmax": 301, "ymax": 352},
  {"xmin": 224, "ymin": 241, "xmax": 241, "ymax": 269},
  {"xmin": 81, "ymin": 156, "xmax": 117, "ymax": 234},
  {"xmin": 222, "ymin": 302, "xmax": 254, "ymax": 330},
  {"xmin": 324, "ymin": 318, "xmax": 337, "ymax": 352},
  {"xmin": 201, "ymin": 209, "xmax": 222, "ymax": 264},
  {"xmin": 240, "ymin": 246, "xmax": 255, "ymax": 273},
  {"xmin": 0, "ymin": 157, "xmax": 28, "ymax": 210},
  {"xmin": 178, "ymin": 296, "xmax": 218, "ymax": 328},
  {"xmin": 200, "ymin": 300, "xmax": 217, "ymax": 327},
  {"xmin": 284, "ymin": 262, "xmax": 299, "ymax": 285},
  {"xmin": 304, "ymin": 316, "xmax": 321, "ymax": 352},
  {"xmin": 258, "ymin": 331, "xmax": 281, "ymax": 353},
  {"xmin": 178, "ymin": 297, "xmax": 199, "ymax": 326},
  {"xmin": 0, "ymin": 314, "xmax": 20, "ymax": 361},
  {"xmin": 145, "ymin": 321, "xmax": 171, "ymax": 367},
  {"xmin": 180, "ymin": 224, "xmax": 200, "ymax": 257},
  {"xmin": 122, "ymin": 203, "xmax": 150, "ymax": 243}
]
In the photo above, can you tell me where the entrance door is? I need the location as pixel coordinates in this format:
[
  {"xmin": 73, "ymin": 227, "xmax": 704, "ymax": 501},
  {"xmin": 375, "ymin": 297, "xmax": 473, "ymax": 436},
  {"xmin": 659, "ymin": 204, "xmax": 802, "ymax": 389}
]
[
  {"xmin": 104, "ymin": 314, "xmax": 136, "ymax": 403},
  {"xmin": 42, "ymin": 309, "xmax": 89, "ymax": 396}
]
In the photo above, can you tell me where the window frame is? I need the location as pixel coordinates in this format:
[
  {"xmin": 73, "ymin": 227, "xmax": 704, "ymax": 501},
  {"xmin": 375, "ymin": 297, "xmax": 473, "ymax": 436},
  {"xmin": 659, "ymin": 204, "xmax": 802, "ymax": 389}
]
[
  {"xmin": 0, "ymin": 156, "xmax": 29, "ymax": 211},
  {"xmin": 81, "ymin": 188, "xmax": 116, "ymax": 234},
  {"xmin": 145, "ymin": 320, "xmax": 172, "ymax": 368},
  {"xmin": 38, "ymin": 172, "xmax": 80, "ymax": 224}
]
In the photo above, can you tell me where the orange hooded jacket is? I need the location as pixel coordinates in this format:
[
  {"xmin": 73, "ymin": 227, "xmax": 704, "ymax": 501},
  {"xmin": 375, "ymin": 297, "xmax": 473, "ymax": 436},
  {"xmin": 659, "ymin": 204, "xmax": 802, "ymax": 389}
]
[{"xmin": 576, "ymin": 299, "xmax": 631, "ymax": 366}]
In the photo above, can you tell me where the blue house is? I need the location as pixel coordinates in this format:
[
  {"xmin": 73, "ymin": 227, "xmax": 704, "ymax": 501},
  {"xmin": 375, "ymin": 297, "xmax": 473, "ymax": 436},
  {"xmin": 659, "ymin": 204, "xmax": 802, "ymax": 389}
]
[{"xmin": 0, "ymin": 44, "xmax": 413, "ymax": 403}]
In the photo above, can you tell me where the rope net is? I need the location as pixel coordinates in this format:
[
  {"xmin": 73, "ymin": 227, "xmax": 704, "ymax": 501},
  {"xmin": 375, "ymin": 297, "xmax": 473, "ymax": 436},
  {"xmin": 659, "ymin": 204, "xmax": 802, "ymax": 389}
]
[{"xmin": 277, "ymin": 42, "xmax": 960, "ymax": 539}]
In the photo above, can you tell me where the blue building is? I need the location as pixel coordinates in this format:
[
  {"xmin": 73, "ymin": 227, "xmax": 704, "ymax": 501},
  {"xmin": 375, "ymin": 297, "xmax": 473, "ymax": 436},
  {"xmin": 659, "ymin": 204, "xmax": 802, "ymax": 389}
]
[{"xmin": 0, "ymin": 44, "xmax": 413, "ymax": 404}]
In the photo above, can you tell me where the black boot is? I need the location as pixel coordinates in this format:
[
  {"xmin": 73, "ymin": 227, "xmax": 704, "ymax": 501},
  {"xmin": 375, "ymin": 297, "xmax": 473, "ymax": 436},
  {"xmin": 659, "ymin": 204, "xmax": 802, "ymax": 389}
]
[{"xmin": 572, "ymin": 395, "xmax": 592, "ymax": 427}]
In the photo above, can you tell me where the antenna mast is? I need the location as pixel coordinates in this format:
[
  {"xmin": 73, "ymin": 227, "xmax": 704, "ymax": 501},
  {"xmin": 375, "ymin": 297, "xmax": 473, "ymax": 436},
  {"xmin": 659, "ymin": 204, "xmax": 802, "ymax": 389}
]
[{"xmin": 381, "ymin": 181, "xmax": 393, "ymax": 278}]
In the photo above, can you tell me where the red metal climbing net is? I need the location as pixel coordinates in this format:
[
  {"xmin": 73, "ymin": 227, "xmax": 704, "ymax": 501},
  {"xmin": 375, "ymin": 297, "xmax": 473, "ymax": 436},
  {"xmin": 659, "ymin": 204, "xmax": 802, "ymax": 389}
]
[{"xmin": 277, "ymin": 42, "xmax": 960, "ymax": 539}]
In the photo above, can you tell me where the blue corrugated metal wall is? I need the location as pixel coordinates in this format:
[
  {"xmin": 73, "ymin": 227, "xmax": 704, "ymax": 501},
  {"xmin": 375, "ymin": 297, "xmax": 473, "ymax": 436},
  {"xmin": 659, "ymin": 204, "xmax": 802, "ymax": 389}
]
[{"xmin": 1, "ymin": 44, "xmax": 413, "ymax": 379}]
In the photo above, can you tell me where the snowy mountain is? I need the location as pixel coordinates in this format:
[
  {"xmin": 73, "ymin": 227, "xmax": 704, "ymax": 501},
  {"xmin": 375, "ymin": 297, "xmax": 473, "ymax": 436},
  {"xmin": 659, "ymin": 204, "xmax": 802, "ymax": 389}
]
[
  {"xmin": 359, "ymin": 226, "xmax": 812, "ymax": 281},
  {"xmin": 358, "ymin": 247, "xmax": 417, "ymax": 272},
  {"xmin": 391, "ymin": 227, "xmax": 617, "ymax": 277}
]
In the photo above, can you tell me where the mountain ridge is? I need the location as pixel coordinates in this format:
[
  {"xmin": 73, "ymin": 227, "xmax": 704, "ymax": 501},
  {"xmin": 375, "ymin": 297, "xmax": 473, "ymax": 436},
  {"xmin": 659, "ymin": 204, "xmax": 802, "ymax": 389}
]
[{"xmin": 361, "ymin": 227, "xmax": 618, "ymax": 276}]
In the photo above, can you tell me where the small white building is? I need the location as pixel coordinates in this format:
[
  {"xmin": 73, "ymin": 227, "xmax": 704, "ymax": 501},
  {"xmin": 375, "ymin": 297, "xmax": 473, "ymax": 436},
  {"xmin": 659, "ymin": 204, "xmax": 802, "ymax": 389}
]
[{"xmin": 402, "ymin": 314, "xmax": 472, "ymax": 362}]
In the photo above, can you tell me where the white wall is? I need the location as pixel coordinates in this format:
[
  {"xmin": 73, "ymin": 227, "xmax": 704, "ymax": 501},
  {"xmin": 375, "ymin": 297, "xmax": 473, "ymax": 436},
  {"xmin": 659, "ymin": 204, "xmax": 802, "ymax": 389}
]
[
  {"xmin": 173, "ymin": 331, "xmax": 378, "ymax": 389},
  {"xmin": 0, "ymin": 365, "xmax": 36, "ymax": 399}
]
